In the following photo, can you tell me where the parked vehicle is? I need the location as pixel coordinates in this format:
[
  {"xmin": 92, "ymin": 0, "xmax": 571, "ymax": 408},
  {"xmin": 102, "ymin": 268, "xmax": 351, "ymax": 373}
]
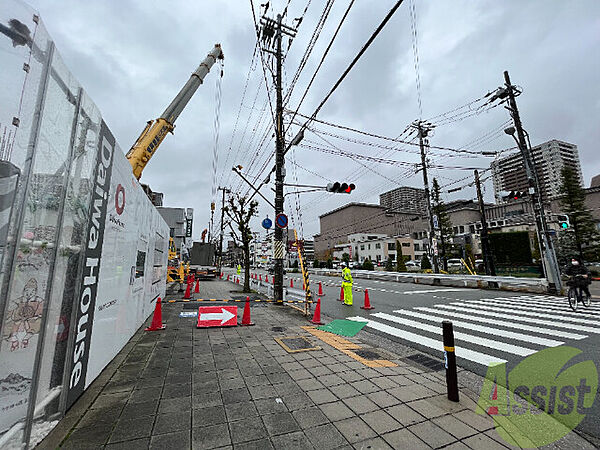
[
  {"xmin": 447, "ymin": 259, "xmax": 463, "ymax": 270},
  {"xmin": 405, "ymin": 261, "xmax": 420, "ymax": 272}
]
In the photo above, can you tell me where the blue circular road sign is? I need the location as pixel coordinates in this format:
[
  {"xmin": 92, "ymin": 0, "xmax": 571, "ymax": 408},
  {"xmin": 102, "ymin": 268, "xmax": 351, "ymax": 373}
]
[
  {"xmin": 262, "ymin": 217, "xmax": 272, "ymax": 229},
  {"xmin": 275, "ymin": 213, "xmax": 288, "ymax": 229}
]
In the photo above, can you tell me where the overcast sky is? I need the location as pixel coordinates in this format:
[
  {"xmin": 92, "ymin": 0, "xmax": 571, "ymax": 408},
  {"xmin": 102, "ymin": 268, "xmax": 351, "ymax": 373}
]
[{"xmin": 24, "ymin": 0, "xmax": 600, "ymax": 243}]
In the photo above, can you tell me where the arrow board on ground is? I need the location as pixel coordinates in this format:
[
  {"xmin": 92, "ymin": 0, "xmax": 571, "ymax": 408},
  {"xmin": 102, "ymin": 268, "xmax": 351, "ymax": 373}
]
[{"xmin": 196, "ymin": 306, "xmax": 238, "ymax": 328}]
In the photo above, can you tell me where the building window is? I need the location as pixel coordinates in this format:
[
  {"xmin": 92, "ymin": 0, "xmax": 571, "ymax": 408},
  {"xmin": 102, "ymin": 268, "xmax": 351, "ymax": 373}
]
[
  {"xmin": 388, "ymin": 243, "xmax": 395, "ymax": 250},
  {"xmin": 360, "ymin": 245, "xmax": 364, "ymax": 251},
  {"xmin": 368, "ymin": 244, "xmax": 371, "ymax": 250},
  {"xmin": 414, "ymin": 244, "xmax": 420, "ymax": 251},
  {"xmin": 375, "ymin": 243, "xmax": 381, "ymax": 249},
  {"xmin": 136, "ymin": 251, "xmax": 146, "ymax": 278},
  {"xmin": 402, "ymin": 242, "xmax": 410, "ymax": 247},
  {"xmin": 459, "ymin": 226, "xmax": 465, "ymax": 233},
  {"xmin": 469, "ymin": 225, "xmax": 475, "ymax": 233}
]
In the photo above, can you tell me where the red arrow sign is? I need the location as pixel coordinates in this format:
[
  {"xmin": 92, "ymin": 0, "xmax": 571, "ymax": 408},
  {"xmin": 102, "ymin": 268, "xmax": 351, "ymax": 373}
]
[{"xmin": 196, "ymin": 306, "xmax": 238, "ymax": 328}]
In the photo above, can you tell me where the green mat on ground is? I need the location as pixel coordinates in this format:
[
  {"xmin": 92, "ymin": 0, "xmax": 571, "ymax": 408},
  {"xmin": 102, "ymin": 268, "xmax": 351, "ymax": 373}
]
[{"xmin": 317, "ymin": 319, "xmax": 367, "ymax": 337}]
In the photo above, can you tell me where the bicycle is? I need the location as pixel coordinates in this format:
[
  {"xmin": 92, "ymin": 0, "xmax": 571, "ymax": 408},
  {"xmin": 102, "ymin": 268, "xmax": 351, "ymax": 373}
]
[{"xmin": 567, "ymin": 275, "xmax": 592, "ymax": 311}]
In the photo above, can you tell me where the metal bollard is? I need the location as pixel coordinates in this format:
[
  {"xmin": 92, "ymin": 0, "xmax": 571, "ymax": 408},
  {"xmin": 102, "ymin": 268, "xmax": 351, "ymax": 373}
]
[{"xmin": 442, "ymin": 321, "xmax": 459, "ymax": 402}]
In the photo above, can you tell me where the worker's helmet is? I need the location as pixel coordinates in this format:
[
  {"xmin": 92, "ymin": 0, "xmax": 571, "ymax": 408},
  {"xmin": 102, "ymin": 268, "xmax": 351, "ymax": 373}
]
[{"xmin": 341, "ymin": 262, "xmax": 347, "ymax": 268}]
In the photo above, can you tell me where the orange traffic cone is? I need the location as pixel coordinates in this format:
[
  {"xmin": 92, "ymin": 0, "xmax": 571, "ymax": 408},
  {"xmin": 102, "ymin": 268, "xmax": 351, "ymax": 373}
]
[
  {"xmin": 339, "ymin": 286, "xmax": 344, "ymax": 302},
  {"xmin": 240, "ymin": 297, "xmax": 255, "ymax": 326},
  {"xmin": 361, "ymin": 289, "xmax": 375, "ymax": 310},
  {"xmin": 318, "ymin": 282, "xmax": 324, "ymax": 296},
  {"xmin": 194, "ymin": 279, "xmax": 200, "ymax": 293},
  {"xmin": 266, "ymin": 275, "xmax": 269, "ymax": 283},
  {"xmin": 183, "ymin": 280, "xmax": 192, "ymax": 299},
  {"xmin": 236, "ymin": 277, "xmax": 240, "ymax": 284},
  {"xmin": 290, "ymin": 278, "xmax": 294, "ymax": 288},
  {"xmin": 146, "ymin": 297, "xmax": 166, "ymax": 331},
  {"xmin": 311, "ymin": 298, "xmax": 324, "ymax": 325},
  {"xmin": 227, "ymin": 274, "xmax": 230, "ymax": 281}
]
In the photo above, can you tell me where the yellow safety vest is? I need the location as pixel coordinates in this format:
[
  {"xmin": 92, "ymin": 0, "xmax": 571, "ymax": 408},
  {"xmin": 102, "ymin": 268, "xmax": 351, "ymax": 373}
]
[{"xmin": 342, "ymin": 267, "xmax": 353, "ymax": 286}]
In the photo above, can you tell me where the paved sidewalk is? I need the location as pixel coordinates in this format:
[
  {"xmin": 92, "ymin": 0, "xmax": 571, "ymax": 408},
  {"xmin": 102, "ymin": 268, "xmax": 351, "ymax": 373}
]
[{"xmin": 40, "ymin": 279, "xmax": 595, "ymax": 449}]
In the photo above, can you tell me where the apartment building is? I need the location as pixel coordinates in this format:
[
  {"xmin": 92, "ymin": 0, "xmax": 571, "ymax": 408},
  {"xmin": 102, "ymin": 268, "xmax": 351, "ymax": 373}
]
[
  {"xmin": 379, "ymin": 186, "xmax": 427, "ymax": 213},
  {"xmin": 491, "ymin": 139, "xmax": 583, "ymax": 202}
]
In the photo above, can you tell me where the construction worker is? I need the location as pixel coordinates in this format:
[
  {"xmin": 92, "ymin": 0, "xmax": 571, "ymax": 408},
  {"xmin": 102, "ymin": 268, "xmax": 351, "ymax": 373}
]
[
  {"xmin": 237, "ymin": 263, "xmax": 241, "ymax": 275},
  {"xmin": 341, "ymin": 262, "xmax": 353, "ymax": 306}
]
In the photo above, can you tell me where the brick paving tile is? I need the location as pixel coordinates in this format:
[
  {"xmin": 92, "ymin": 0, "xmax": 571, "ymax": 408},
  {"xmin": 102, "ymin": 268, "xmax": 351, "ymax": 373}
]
[
  {"xmin": 339, "ymin": 371, "xmax": 364, "ymax": 383},
  {"xmin": 387, "ymin": 384, "xmax": 436, "ymax": 402},
  {"xmin": 222, "ymin": 387, "xmax": 252, "ymax": 404},
  {"xmin": 296, "ymin": 377, "xmax": 324, "ymax": 391},
  {"xmin": 443, "ymin": 442, "xmax": 471, "ymax": 450},
  {"xmin": 406, "ymin": 398, "xmax": 448, "ymax": 419},
  {"xmin": 282, "ymin": 392, "xmax": 315, "ymax": 411},
  {"xmin": 92, "ymin": 391, "xmax": 130, "ymax": 409},
  {"xmin": 229, "ymin": 417, "xmax": 268, "ymax": 444},
  {"xmin": 255, "ymin": 397, "xmax": 289, "ymax": 415},
  {"xmin": 262, "ymin": 411, "xmax": 301, "ymax": 436},
  {"xmin": 366, "ymin": 390, "xmax": 400, "ymax": 408},
  {"xmin": 319, "ymin": 373, "xmax": 346, "ymax": 387},
  {"xmin": 267, "ymin": 372, "xmax": 294, "ymax": 385},
  {"xmin": 149, "ymin": 430, "xmax": 190, "ymax": 450},
  {"xmin": 350, "ymin": 379, "xmax": 380, "ymax": 395},
  {"xmin": 225, "ymin": 401, "xmax": 259, "ymax": 421},
  {"xmin": 300, "ymin": 358, "xmax": 322, "ymax": 369},
  {"xmin": 356, "ymin": 368, "xmax": 380, "ymax": 379},
  {"xmin": 192, "ymin": 423, "xmax": 232, "ymax": 449},
  {"xmin": 153, "ymin": 410, "xmax": 191, "ymax": 435},
  {"xmin": 432, "ymin": 415, "xmax": 479, "ymax": 440},
  {"xmin": 233, "ymin": 438, "xmax": 275, "ymax": 450},
  {"xmin": 109, "ymin": 416, "xmax": 154, "ymax": 443},
  {"xmin": 308, "ymin": 365, "xmax": 334, "ymax": 377},
  {"xmin": 288, "ymin": 368, "xmax": 314, "ymax": 380},
  {"xmin": 352, "ymin": 437, "xmax": 393, "ymax": 450},
  {"xmin": 343, "ymin": 395, "xmax": 379, "ymax": 415},
  {"xmin": 220, "ymin": 377, "xmax": 246, "ymax": 390},
  {"xmin": 329, "ymin": 383, "xmax": 361, "ymax": 400},
  {"xmin": 243, "ymin": 375, "xmax": 271, "ymax": 387},
  {"xmin": 326, "ymin": 363, "xmax": 349, "ymax": 373},
  {"xmin": 76, "ymin": 406, "xmax": 120, "ymax": 429},
  {"xmin": 292, "ymin": 406, "xmax": 329, "ymax": 429},
  {"xmin": 388, "ymin": 374, "xmax": 413, "ymax": 386},
  {"xmin": 360, "ymin": 410, "xmax": 402, "ymax": 435},
  {"xmin": 270, "ymin": 431, "xmax": 314, "ymax": 450},
  {"xmin": 306, "ymin": 423, "xmax": 349, "ymax": 449},
  {"xmin": 249, "ymin": 384, "xmax": 278, "ymax": 400},
  {"xmin": 370, "ymin": 376, "xmax": 398, "ymax": 390},
  {"xmin": 193, "ymin": 404, "xmax": 227, "ymax": 427},
  {"xmin": 385, "ymin": 403, "xmax": 427, "ymax": 427},
  {"xmin": 192, "ymin": 391, "xmax": 222, "ymax": 408},
  {"xmin": 319, "ymin": 401, "xmax": 356, "ymax": 422},
  {"xmin": 162, "ymin": 382, "xmax": 191, "ymax": 398},
  {"xmin": 67, "ymin": 423, "xmax": 113, "ymax": 446},
  {"xmin": 333, "ymin": 416, "xmax": 377, "ymax": 444},
  {"xmin": 453, "ymin": 409, "xmax": 495, "ymax": 432},
  {"xmin": 381, "ymin": 428, "xmax": 431, "ymax": 449},
  {"xmin": 408, "ymin": 420, "xmax": 457, "ymax": 448},
  {"xmin": 120, "ymin": 400, "xmax": 158, "ymax": 419},
  {"xmin": 463, "ymin": 433, "xmax": 510, "ymax": 449},
  {"xmin": 307, "ymin": 388, "xmax": 338, "ymax": 405},
  {"xmin": 105, "ymin": 437, "xmax": 150, "ymax": 450}
]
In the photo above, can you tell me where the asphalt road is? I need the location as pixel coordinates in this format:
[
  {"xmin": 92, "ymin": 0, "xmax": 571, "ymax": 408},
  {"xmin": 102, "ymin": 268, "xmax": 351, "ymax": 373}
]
[{"xmin": 235, "ymin": 268, "xmax": 600, "ymax": 442}]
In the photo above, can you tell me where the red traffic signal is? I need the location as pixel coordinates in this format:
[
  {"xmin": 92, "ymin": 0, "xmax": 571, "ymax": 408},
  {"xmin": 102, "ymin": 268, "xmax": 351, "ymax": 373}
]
[{"xmin": 326, "ymin": 182, "xmax": 355, "ymax": 194}]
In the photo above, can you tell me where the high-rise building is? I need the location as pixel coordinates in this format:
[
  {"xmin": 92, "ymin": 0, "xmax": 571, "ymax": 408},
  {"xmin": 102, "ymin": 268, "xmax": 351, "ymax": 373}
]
[
  {"xmin": 379, "ymin": 186, "xmax": 426, "ymax": 213},
  {"xmin": 491, "ymin": 139, "xmax": 583, "ymax": 202}
]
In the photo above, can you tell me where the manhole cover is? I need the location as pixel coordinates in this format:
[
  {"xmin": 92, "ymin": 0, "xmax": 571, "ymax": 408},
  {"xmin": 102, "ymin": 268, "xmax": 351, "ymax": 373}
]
[
  {"xmin": 404, "ymin": 353, "xmax": 445, "ymax": 371},
  {"xmin": 353, "ymin": 349, "xmax": 382, "ymax": 360},
  {"xmin": 271, "ymin": 326, "xmax": 285, "ymax": 332},
  {"xmin": 275, "ymin": 336, "xmax": 321, "ymax": 353}
]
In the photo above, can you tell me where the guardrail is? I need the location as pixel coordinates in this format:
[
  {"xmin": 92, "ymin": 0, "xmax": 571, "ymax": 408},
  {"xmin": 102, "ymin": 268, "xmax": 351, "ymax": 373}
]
[{"xmin": 307, "ymin": 268, "xmax": 550, "ymax": 293}]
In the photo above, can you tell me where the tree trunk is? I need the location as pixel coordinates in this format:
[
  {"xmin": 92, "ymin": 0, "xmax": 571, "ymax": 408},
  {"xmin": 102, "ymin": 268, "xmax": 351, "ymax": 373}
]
[{"xmin": 243, "ymin": 239, "xmax": 251, "ymax": 292}]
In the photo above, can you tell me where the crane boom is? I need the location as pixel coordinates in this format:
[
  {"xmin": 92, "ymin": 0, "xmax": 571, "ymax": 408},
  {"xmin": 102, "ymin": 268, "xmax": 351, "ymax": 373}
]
[{"xmin": 126, "ymin": 44, "xmax": 224, "ymax": 179}]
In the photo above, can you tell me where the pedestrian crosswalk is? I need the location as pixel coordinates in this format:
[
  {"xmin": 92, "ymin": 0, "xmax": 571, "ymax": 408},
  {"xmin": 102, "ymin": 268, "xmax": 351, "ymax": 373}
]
[{"xmin": 348, "ymin": 295, "xmax": 600, "ymax": 367}]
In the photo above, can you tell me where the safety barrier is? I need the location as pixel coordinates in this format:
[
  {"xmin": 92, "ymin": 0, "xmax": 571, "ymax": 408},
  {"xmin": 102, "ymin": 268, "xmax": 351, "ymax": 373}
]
[
  {"xmin": 167, "ymin": 298, "xmax": 312, "ymax": 304},
  {"xmin": 307, "ymin": 268, "xmax": 550, "ymax": 293}
]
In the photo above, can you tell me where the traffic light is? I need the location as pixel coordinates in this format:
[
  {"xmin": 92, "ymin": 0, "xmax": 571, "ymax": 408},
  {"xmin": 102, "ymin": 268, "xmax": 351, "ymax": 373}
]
[
  {"xmin": 557, "ymin": 214, "xmax": 570, "ymax": 230},
  {"xmin": 326, "ymin": 182, "xmax": 355, "ymax": 194},
  {"xmin": 500, "ymin": 190, "xmax": 527, "ymax": 201}
]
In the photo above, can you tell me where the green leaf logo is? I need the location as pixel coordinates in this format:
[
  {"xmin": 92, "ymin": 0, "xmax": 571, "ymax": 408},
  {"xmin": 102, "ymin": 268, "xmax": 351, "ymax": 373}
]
[{"xmin": 482, "ymin": 346, "xmax": 598, "ymax": 448}]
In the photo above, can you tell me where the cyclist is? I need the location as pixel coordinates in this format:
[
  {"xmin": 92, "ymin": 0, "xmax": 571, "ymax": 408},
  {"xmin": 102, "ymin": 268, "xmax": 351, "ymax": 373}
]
[{"xmin": 565, "ymin": 257, "xmax": 591, "ymax": 299}]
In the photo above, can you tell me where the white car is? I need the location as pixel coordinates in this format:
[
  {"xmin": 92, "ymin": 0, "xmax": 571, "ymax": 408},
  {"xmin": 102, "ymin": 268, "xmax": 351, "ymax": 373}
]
[
  {"xmin": 404, "ymin": 261, "xmax": 420, "ymax": 272},
  {"xmin": 446, "ymin": 259, "xmax": 463, "ymax": 270}
]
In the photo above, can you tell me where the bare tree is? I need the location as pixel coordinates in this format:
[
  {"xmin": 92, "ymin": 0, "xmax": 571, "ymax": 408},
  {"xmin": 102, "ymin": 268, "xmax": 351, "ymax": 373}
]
[{"xmin": 225, "ymin": 194, "xmax": 258, "ymax": 292}]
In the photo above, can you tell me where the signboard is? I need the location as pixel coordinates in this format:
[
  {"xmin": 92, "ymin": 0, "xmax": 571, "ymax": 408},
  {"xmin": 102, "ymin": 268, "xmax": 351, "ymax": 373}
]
[
  {"xmin": 262, "ymin": 217, "xmax": 272, "ymax": 229},
  {"xmin": 275, "ymin": 213, "xmax": 288, "ymax": 229},
  {"xmin": 185, "ymin": 217, "xmax": 193, "ymax": 237},
  {"xmin": 196, "ymin": 306, "xmax": 238, "ymax": 328},
  {"xmin": 433, "ymin": 214, "xmax": 439, "ymax": 230}
]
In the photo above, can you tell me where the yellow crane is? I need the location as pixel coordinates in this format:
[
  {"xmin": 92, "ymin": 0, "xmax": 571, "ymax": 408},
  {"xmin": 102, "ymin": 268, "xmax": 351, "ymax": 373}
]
[{"xmin": 126, "ymin": 44, "xmax": 224, "ymax": 179}]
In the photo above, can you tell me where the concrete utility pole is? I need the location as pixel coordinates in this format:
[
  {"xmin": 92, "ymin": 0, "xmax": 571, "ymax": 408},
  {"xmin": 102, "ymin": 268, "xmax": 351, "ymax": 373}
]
[
  {"xmin": 217, "ymin": 186, "xmax": 230, "ymax": 273},
  {"xmin": 260, "ymin": 13, "xmax": 296, "ymax": 303},
  {"xmin": 474, "ymin": 170, "xmax": 496, "ymax": 276},
  {"xmin": 415, "ymin": 121, "xmax": 439, "ymax": 273},
  {"xmin": 503, "ymin": 70, "xmax": 562, "ymax": 293}
]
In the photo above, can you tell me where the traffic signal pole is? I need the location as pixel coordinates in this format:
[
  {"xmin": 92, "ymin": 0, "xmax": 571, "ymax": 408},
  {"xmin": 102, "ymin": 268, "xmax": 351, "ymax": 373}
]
[
  {"xmin": 474, "ymin": 170, "xmax": 496, "ymax": 276},
  {"xmin": 503, "ymin": 71, "xmax": 562, "ymax": 293},
  {"xmin": 416, "ymin": 122, "xmax": 439, "ymax": 273}
]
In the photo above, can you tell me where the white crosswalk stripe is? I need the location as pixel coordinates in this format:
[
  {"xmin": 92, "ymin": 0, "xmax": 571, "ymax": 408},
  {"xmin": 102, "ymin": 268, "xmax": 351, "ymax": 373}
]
[{"xmin": 349, "ymin": 295, "xmax": 595, "ymax": 368}]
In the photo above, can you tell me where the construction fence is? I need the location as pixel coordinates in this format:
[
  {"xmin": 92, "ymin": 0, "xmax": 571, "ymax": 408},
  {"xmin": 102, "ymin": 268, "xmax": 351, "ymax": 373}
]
[{"xmin": 0, "ymin": 1, "xmax": 169, "ymax": 448}]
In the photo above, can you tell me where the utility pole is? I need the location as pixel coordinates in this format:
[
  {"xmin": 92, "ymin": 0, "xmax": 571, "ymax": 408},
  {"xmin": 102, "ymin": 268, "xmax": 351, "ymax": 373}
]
[
  {"xmin": 217, "ymin": 186, "xmax": 230, "ymax": 273},
  {"xmin": 260, "ymin": 13, "xmax": 296, "ymax": 303},
  {"xmin": 502, "ymin": 70, "xmax": 562, "ymax": 293},
  {"xmin": 415, "ymin": 121, "xmax": 439, "ymax": 273},
  {"xmin": 474, "ymin": 170, "xmax": 496, "ymax": 276}
]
